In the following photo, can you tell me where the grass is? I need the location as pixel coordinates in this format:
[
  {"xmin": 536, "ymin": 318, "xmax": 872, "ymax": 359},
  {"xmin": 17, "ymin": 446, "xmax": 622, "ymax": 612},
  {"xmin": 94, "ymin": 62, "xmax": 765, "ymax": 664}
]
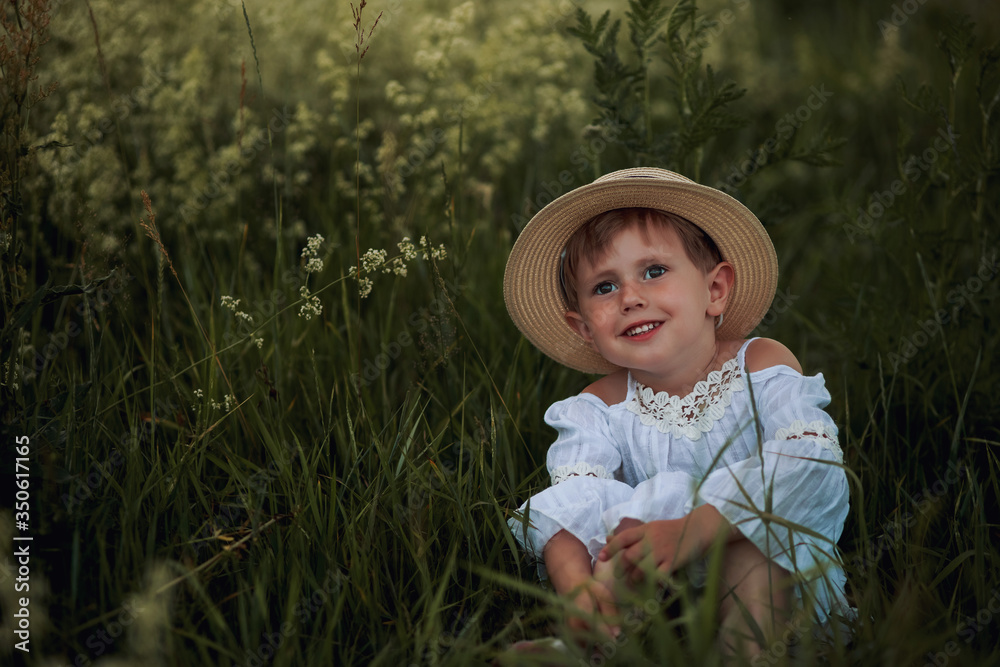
[{"xmin": 1, "ymin": 0, "xmax": 999, "ymax": 665}]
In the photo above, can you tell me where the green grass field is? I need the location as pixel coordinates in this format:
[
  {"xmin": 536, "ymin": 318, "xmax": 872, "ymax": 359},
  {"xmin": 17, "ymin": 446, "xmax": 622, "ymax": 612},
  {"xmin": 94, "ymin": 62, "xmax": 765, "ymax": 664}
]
[{"xmin": 1, "ymin": 0, "xmax": 999, "ymax": 664}]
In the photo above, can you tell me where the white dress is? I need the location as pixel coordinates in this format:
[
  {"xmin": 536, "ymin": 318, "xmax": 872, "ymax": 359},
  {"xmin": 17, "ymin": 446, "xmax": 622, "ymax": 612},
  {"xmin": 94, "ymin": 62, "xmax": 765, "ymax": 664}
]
[{"xmin": 508, "ymin": 338, "xmax": 851, "ymax": 624}]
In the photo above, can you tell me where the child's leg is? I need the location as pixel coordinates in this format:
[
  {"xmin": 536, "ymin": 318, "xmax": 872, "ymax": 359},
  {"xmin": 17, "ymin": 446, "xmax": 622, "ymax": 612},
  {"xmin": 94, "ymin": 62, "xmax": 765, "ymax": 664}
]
[
  {"xmin": 587, "ymin": 518, "xmax": 645, "ymax": 635},
  {"xmin": 543, "ymin": 529, "xmax": 618, "ymax": 639},
  {"xmin": 716, "ymin": 537, "xmax": 792, "ymax": 657}
]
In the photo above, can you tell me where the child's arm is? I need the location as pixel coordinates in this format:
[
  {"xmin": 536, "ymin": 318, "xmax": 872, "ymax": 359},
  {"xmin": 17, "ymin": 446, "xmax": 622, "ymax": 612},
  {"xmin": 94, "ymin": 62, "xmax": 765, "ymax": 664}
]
[
  {"xmin": 508, "ymin": 394, "xmax": 632, "ymax": 566},
  {"xmin": 547, "ymin": 518, "xmax": 642, "ymax": 590},
  {"xmin": 543, "ymin": 529, "xmax": 593, "ymax": 594}
]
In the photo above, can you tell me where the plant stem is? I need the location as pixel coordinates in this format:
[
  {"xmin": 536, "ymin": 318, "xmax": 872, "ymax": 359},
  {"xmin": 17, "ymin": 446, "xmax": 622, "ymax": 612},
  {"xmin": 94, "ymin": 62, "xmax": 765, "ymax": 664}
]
[{"xmin": 355, "ymin": 36, "xmax": 362, "ymax": 390}]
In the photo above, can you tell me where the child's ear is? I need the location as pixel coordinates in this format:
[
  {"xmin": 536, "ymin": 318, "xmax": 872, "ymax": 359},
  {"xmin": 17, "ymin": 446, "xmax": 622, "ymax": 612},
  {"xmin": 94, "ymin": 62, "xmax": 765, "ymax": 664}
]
[
  {"xmin": 564, "ymin": 311, "xmax": 596, "ymax": 346},
  {"xmin": 706, "ymin": 261, "xmax": 734, "ymax": 317}
]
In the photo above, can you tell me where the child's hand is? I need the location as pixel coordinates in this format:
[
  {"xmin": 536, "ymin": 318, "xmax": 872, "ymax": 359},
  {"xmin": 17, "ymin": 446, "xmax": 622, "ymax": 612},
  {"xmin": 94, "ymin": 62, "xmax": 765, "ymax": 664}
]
[
  {"xmin": 598, "ymin": 507, "xmax": 732, "ymax": 584},
  {"xmin": 597, "ymin": 518, "xmax": 699, "ymax": 583},
  {"xmin": 543, "ymin": 529, "xmax": 621, "ymax": 639},
  {"xmin": 581, "ymin": 518, "xmax": 641, "ymax": 637},
  {"xmin": 567, "ymin": 574, "xmax": 620, "ymax": 640}
]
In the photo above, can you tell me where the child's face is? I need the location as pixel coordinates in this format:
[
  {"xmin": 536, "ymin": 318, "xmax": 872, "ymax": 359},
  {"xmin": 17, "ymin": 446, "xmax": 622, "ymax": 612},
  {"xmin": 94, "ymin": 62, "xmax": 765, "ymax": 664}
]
[{"xmin": 564, "ymin": 223, "xmax": 732, "ymax": 380}]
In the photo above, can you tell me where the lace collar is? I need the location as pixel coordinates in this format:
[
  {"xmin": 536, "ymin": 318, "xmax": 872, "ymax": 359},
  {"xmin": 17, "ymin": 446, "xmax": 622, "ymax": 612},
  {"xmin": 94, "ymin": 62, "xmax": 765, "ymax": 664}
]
[{"xmin": 626, "ymin": 356, "xmax": 745, "ymax": 440}]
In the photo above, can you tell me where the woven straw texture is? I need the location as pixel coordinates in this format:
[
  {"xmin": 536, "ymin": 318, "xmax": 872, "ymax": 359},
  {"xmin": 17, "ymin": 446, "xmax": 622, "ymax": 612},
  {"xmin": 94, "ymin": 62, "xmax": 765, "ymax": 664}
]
[{"xmin": 503, "ymin": 168, "xmax": 777, "ymax": 374}]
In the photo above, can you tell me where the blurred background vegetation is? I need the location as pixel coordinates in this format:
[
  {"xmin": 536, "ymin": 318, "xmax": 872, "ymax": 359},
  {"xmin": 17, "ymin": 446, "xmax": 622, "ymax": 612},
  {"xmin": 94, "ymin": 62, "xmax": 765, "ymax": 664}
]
[{"xmin": 1, "ymin": 0, "xmax": 998, "ymax": 664}]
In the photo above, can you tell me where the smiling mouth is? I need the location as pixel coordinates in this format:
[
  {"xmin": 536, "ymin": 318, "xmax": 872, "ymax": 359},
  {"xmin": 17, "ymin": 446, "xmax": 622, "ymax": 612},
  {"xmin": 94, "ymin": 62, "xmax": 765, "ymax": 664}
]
[{"xmin": 624, "ymin": 322, "xmax": 662, "ymax": 337}]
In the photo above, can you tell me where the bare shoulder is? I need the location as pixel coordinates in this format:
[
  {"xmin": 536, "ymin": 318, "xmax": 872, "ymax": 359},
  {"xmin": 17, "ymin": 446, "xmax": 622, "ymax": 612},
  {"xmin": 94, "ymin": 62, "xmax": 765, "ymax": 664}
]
[
  {"xmin": 581, "ymin": 369, "xmax": 629, "ymax": 405},
  {"xmin": 744, "ymin": 338, "xmax": 803, "ymax": 374}
]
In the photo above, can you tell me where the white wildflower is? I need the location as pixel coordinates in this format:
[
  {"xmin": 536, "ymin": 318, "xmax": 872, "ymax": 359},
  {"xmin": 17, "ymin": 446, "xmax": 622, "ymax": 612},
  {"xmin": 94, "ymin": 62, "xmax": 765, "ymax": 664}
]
[
  {"xmin": 418, "ymin": 235, "xmax": 447, "ymax": 260},
  {"xmin": 253, "ymin": 336, "xmax": 264, "ymax": 349},
  {"xmin": 221, "ymin": 295, "xmax": 254, "ymax": 324},
  {"xmin": 349, "ymin": 236, "xmax": 446, "ymax": 298},
  {"xmin": 301, "ymin": 233, "xmax": 324, "ymax": 260},
  {"xmin": 300, "ymin": 235, "xmax": 325, "ymax": 274},
  {"xmin": 382, "ymin": 257, "xmax": 409, "ymax": 277},
  {"xmin": 299, "ymin": 285, "xmax": 323, "ymax": 319},
  {"xmin": 398, "ymin": 237, "xmax": 418, "ymax": 261},
  {"xmin": 304, "ymin": 233, "xmax": 324, "ymax": 256},
  {"xmin": 361, "ymin": 248, "xmax": 387, "ymax": 273},
  {"xmin": 358, "ymin": 277, "xmax": 373, "ymax": 299}
]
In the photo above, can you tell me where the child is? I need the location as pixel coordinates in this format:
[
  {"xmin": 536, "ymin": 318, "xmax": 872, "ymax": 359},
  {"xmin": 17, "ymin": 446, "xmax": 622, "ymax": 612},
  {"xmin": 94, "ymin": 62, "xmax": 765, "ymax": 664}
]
[{"xmin": 504, "ymin": 167, "xmax": 850, "ymax": 654}]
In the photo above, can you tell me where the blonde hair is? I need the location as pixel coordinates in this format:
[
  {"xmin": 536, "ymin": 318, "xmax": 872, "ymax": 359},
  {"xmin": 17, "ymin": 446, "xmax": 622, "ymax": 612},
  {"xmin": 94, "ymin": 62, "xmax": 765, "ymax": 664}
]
[{"xmin": 561, "ymin": 208, "xmax": 722, "ymax": 311}]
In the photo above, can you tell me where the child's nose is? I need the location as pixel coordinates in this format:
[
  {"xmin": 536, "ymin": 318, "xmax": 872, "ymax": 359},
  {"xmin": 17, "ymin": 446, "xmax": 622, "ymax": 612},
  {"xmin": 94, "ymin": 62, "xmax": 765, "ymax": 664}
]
[{"xmin": 620, "ymin": 281, "xmax": 646, "ymax": 310}]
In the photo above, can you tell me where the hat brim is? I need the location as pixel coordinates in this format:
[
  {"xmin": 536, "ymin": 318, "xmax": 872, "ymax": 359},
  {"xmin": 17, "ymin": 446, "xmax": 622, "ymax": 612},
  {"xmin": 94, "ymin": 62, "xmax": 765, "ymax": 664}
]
[{"xmin": 503, "ymin": 168, "xmax": 777, "ymax": 374}]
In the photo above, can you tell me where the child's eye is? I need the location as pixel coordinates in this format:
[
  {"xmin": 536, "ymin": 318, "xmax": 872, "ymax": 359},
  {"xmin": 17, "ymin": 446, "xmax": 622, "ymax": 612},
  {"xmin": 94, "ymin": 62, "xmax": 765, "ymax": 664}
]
[
  {"xmin": 593, "ymin": 281, "xmax": 618, "ymax": 296},
  {"xmin": 644, "ymin": 265, "xmax": 666, "ymax": 279}
]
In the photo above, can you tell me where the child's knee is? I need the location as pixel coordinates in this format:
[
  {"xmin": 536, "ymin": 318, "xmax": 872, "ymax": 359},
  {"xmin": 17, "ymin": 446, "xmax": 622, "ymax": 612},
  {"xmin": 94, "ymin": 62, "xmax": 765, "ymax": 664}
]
[
  {"xmin": 719, "ymin": 538, "xmax": 792, "ymax": 619},
  {"xmin": 721, "ymin": 538, "xmax": 790, "ymax": 586}
]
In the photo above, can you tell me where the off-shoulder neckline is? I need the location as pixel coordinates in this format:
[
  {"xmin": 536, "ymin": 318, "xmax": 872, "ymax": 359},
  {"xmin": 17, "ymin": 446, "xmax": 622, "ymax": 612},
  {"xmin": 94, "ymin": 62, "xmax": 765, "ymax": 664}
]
[
  {"xmin": 572, "ymin": 339, "xmax": 810, "ymax": 409},
  {"xmin": 569, "ymin": 363, "xmax": 815, "ymax": 410}
]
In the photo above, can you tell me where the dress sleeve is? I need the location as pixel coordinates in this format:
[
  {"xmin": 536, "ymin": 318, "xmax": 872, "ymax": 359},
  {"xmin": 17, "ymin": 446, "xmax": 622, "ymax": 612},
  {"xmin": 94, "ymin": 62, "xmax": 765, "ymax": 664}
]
[
  {"xmin": 689, "ymin": 369, "xmax": 849, "ymax": 605},
  {"xmin": 507, "ymin": 394, "xmax": 636, "ymax": 571}
]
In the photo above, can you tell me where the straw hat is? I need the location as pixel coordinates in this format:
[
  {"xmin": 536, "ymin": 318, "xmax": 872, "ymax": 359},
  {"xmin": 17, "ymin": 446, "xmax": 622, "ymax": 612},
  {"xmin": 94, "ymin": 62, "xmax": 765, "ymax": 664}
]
[{"xmin": 503, "ymin": 167, "xmax": 777, "ymax": 374}]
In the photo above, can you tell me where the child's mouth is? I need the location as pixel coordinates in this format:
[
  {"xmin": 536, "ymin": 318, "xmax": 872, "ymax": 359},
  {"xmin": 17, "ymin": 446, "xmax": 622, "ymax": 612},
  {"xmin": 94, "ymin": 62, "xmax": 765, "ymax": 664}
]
[{"xmin": 624, "ymin": 322, "xmax": 661, "ymax": 337}]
